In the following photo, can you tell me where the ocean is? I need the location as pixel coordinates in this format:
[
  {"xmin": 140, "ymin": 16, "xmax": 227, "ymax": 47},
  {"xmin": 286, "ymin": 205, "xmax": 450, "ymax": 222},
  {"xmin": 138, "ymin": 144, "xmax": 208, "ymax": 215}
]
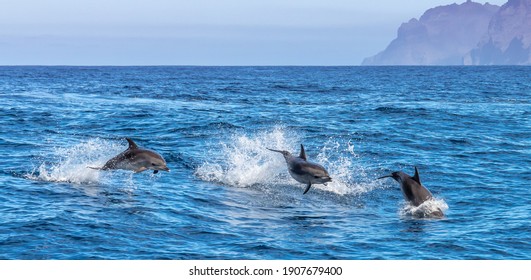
[{"xmin": 0, "ymin": 66, "xmax": 529, "ymax": 259}]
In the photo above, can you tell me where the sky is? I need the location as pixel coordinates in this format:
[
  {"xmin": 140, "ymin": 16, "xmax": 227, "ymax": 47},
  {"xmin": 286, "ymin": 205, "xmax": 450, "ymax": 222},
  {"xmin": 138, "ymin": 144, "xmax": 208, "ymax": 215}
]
[{"xmin": 0, "ymin": 0, "xmax": 508, "ymax": 65}]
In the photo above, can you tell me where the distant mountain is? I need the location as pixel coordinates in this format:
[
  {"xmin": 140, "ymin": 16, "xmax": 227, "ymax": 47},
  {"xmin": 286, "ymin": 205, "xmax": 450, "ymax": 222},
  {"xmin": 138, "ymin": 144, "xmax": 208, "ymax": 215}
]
[
  {"xmin": 464, "ymin": 0, "xmax": 531, "ymax": 65},
  {"xmin": 362, "ymin": 1, "xmax": 499, "ymax": 65},
  {"xmin": 362, "ymin": 1, "xmax": 500, "ymax": 65}
]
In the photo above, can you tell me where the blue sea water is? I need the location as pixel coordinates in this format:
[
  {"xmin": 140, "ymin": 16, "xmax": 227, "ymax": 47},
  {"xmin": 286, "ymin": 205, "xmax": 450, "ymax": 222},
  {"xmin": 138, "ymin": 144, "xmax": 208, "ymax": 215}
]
[{"xmin": 0, "ymin": 66, "xmax": 529, "ymax": 260}]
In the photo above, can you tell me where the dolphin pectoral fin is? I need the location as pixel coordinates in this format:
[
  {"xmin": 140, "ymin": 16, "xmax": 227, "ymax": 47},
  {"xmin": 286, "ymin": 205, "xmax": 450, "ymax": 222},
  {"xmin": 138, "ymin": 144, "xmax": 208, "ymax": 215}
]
[
  {"xmin": 303, "ymin": 183, "xmax": 312, "ymax": 195},
  {"xmin": 153, "ymin": 170, "xmax": 159, "ymax": 174},
  {"xmin": 134, "ymin": 167, "xmax": 148, "ymax": 173}
]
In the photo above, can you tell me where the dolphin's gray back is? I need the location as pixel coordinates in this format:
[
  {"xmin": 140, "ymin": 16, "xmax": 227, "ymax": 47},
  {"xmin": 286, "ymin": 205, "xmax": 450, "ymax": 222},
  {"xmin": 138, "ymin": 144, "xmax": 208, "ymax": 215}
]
[
  {"xmin": 403, "ymin": 180, "xmax": 443, "ymax": 217},
  {"xmin": 287, "ymin": 157, "xmax": 330, "ymax": 183},
  {"xmin": 102, "ymin": 150, "xmax": 130, "ymax": 170},
  {"xmin": 401, "ymin": 177, "xmax": 434, "ymax": 206},
  {"xmin": 268, "ymin": 147, "xmax": 331, "ymax": 194},
  {"xmin": 103, "ymin": 148, "xmax": 162, "ymax": 170},
  {"xmin": 290, "ymin": 160, "xmax": 328, "ymax": 177}
]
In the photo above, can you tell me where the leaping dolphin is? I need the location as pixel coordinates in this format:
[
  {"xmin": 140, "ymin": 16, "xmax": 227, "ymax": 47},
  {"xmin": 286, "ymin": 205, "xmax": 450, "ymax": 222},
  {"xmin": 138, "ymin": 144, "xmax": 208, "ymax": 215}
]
[
  {"xmin": 268, "ymin": 144, "xmax": 332, "ymax": 194},
  {"xmin": 378, "ymin": 167, "xmax": 443, "ymax": 217},
  {"xmin": 89, "ymin": 138, "xmax": 169, "ymax": 174}
]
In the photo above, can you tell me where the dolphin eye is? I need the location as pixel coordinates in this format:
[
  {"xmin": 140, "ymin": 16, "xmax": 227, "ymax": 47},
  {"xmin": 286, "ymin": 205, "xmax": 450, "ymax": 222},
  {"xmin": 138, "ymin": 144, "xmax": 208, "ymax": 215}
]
[{"xmin": 152, "ymin": 163, "xmax": 157, "ymax": 166}]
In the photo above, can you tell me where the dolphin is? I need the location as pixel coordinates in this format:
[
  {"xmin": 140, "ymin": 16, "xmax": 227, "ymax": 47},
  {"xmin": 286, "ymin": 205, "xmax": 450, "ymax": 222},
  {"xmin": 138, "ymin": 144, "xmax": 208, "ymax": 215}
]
[
  {"xmin": 267, "ymin": 144, "xmax": 332, "ymax": 194},
  {"xmin": 89, "ymin": 138, "xmax": 169, "ymax": 174},
  {"xmin": 378, "ymin": 167, "xmax": 443, "ymax": 217}
]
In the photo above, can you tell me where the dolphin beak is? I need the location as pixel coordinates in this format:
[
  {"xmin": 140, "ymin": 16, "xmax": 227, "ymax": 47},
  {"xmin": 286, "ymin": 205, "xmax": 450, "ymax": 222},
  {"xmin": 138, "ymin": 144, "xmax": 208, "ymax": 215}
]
[
  {"xmin": 378, "ymin": 175, "xmax": 393, "ymax": 179},
  {"xmin": 267, "ymin": 148, "xmax": 283, "ymax": 153},
  {"xmin": 163, "ymin": 167, "xmax": 170, "ymax": 172}
]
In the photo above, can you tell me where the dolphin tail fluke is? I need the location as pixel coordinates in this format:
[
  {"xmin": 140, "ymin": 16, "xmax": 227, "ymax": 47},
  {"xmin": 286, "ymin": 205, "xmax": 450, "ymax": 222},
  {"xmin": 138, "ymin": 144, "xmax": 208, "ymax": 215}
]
[{"xmin": 303, "ymin": 183, "xmax": 312, "ymax": 194}]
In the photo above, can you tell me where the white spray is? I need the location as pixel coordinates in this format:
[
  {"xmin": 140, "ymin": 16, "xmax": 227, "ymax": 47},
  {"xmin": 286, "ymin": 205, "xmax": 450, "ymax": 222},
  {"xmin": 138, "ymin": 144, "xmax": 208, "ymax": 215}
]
[{"xmin": 195, "ymin": 127, "xmax": 381, "ymax": 196}]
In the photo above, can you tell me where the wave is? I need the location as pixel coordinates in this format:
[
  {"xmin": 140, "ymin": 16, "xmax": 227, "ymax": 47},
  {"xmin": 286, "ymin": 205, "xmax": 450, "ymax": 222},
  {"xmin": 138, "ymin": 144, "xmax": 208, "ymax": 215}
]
[
  {"xmin": 194, "ymin": 127, "xmax": 382, "ymax": 196},
  {"xmin": 25, "ymin": 138, "xmax": 126, "ymax": 185}
]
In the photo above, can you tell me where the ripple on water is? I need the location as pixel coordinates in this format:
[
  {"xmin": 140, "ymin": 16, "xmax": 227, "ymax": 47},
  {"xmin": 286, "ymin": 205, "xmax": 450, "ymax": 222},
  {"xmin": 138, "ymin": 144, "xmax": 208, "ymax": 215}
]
[{"xmin": 0, "ymin": 66, "xmax": 529, "ymax": 260}]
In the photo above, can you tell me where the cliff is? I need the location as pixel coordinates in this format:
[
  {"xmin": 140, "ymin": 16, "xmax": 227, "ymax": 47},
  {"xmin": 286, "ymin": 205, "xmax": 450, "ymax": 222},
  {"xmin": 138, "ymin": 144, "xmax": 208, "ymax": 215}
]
[
  {"xmin": 464, "ymin": 0, "xmax": 531, "ymax": 65},
  {"xmin": 362, "ymin": 1, "xmax": 500, "ymax": 65}
]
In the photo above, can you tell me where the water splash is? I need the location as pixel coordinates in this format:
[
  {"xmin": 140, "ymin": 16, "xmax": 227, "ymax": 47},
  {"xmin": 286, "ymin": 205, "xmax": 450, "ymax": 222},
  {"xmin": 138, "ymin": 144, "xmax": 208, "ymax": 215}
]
[
  {"xmin": 195, "ymin": 127, "xmax": 381, "ymax": 195},
  {"xmin": 314, "ymin": 137, "xmax": 379, "ymax": 195},
  {"xmin": 195, "ymin": 127, "xmax": 295, "ymax": 188},
  {"xmin": 26, "ymin": 138, "xmax": 125, "ymax": 185},
  {"xmin": 400, "ymin": 198, "xmax": 449, "ymax": 218}
]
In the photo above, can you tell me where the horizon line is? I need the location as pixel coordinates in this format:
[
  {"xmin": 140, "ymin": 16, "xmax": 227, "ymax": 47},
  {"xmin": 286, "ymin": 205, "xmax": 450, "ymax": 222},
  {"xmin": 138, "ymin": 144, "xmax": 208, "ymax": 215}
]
[{"xmin": 0, "ymin": 64, "xmax": 527, "ymax": 67}]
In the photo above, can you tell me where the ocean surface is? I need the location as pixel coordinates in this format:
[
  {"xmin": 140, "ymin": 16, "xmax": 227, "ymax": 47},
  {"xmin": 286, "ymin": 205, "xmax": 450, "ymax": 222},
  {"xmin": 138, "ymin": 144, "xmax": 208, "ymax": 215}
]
[{"xmin": 0, "ymin": 66, "xmax": 529, "ymax": 260}]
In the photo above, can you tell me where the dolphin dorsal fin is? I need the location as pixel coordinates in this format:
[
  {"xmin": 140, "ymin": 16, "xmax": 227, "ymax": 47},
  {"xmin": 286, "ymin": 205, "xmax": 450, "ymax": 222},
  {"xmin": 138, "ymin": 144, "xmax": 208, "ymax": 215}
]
[
  {"xmin": 126, "ymin": 138, "xmax": 139, "ymax": 150},
  {"xmin": 413, "ymin": 166, "xmax": 421, "ymax": 185},
  {"xmin": 299, "ymin": 144, "xmax": 307, "ymax": 161}
]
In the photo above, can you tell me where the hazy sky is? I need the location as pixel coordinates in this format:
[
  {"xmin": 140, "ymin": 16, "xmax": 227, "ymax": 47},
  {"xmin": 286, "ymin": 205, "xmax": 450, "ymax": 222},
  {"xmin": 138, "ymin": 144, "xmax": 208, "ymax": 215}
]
[{"xmin": 0, "ymin": 0, "xmax": 508, "ymax": 65}]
